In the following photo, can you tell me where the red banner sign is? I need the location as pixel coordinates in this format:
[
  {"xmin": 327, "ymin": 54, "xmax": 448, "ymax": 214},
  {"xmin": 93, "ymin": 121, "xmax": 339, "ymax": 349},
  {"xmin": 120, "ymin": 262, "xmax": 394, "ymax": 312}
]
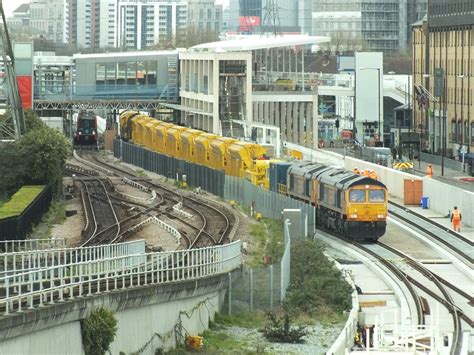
[
  {"xmin": 239, "ymin": 16, "xmax": 260, "ymax": 32},
  {"xmin": 16, "ymin": 76, "xmax": 32, "ymax": 109}
]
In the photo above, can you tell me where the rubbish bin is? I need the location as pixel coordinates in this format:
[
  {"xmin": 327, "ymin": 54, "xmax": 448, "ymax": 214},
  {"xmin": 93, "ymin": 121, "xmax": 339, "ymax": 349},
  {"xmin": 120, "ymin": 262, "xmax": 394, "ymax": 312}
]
[{"xmin": 421, "ymin": 196, "xmax": 429, "ymax": 209}]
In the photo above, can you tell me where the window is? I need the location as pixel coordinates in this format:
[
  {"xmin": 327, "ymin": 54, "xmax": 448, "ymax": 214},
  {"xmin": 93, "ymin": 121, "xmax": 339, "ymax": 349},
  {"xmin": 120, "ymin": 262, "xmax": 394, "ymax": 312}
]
[
  {"xmin": 369, "ymin": 190, "xmax": 385, "ymax": 202},
  {"xmin": 126, "ymin": 62, "xmax": 137, "ymax": 85},
  {"xmin": 96, "ymin": 64, "xmax": 105, "ymax": 86},
  {"xmin": 349, "ymin": 189, "xmax": 366, "ymax": 203}
]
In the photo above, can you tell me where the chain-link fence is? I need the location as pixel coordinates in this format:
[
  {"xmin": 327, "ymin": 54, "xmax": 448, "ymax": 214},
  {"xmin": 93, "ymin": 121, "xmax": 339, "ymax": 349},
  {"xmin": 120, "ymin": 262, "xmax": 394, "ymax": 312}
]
[{"xmin": 225, "ymin": 220, "xmax": 292, "ymax": 314}]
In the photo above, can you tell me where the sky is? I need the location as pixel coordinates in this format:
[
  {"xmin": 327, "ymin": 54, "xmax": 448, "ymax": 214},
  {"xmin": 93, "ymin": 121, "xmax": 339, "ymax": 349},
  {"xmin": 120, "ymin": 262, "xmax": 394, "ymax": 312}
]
[{"xmin": 3, "ymin": 1, "xmax": 28, "ymax": 17}]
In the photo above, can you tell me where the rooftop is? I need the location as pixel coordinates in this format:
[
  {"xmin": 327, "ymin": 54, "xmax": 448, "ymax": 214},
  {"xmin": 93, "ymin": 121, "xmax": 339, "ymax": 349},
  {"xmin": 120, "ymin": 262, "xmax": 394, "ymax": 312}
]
[
  {"xmin": 73, "ymin": 50, "xmax": 179, "ymax": 60},
  {"xmin": 189, "ymin": 35, "xmax": 330, "ymax": 52},
  {"xmin": 14, "ymin": 3, "xmax": 30, "ymax": 13}
]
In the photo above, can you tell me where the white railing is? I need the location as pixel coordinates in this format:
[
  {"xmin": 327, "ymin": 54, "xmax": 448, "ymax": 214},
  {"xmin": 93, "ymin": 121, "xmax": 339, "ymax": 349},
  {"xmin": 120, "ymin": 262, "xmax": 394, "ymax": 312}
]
[
  {"xmin": 0, "ymin": 240, "xmax": 146, "ymax": 277},
  {"xmin": 172, "ymin": 201, "xmax": 193, "ymax": 219},
  {"xmin": 0, "ymin": 241, "xmax": 241, "ymax": 316},
  {"xmin": 152, "ymin": 216, "xmax": 182, "ymax": 244},
  {"xmin": 0, "ymin": 238, "xmax": 66, "ymax": 253}
]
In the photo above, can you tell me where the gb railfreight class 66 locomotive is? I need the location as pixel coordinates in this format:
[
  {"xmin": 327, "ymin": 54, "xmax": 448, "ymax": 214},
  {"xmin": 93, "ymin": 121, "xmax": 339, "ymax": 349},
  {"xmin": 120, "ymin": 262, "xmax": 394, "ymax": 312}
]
[
  {"xmin": 119, "ymin": 111, "xmax": 388, "ymax": 242},
  {"xmin": 74, "ymin": 111, "xmax": 98, "ymax": 146}
]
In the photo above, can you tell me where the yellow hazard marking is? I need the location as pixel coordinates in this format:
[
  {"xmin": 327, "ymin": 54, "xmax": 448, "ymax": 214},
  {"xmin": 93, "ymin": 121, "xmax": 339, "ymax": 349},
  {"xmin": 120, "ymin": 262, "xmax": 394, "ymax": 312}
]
[
  {"xmin": 359, "ymin": 300, "xmax": 387, "ymax": 307},
  {"xmin": 393, "ymin": 162, "xmax": 414, "ymax": 170}
]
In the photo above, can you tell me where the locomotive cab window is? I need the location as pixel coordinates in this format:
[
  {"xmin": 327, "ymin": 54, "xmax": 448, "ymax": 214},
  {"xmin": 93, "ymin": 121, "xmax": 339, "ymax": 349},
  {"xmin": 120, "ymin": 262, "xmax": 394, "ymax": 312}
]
[
  {"xmin": 349, "ymin": 189, "xmax": 365, "ymax": 203},
  {"xmin": 369, "ymin": 189, "xmax": 385, "ymax": 202}
]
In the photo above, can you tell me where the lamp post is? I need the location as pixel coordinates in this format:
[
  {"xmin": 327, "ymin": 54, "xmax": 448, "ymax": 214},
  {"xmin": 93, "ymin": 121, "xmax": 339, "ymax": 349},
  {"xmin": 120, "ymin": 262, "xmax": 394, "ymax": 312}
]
[{"xmin": 360, "ymin": 67, "xmax": 382, "ymax": 146}]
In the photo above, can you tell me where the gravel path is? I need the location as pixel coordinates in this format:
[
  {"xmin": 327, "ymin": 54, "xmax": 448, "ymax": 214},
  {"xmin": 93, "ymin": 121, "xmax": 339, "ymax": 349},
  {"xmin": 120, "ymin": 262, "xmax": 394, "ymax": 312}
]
[{"xmin": 222, "ymin": 323, "xmax": 344, "ymax": 354}]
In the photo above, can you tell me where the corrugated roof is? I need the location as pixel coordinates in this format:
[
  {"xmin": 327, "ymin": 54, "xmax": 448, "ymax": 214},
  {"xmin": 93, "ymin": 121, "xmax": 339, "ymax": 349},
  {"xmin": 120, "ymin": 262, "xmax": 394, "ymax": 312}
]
[{"xmin": 190, "ymin": 35, "xmax": 330, "ymax": 52}]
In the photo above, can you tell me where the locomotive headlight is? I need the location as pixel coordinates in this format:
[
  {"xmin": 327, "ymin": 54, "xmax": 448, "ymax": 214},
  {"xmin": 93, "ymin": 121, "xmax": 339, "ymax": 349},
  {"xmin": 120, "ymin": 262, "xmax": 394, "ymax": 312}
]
[
  {"xmin": 377, "ymin": 214, "xmax": 385, "ymax": 219},
  {"xmin": 78, "ymin": 131, "xmax": 82, "ymax": 135},
  {"xmin": 92, "ymin": 130, "xmax": 96, "ymax": 135},
  {"xmin": 350, "ymin": 213, "xmax": 358, "ymax": 218}
]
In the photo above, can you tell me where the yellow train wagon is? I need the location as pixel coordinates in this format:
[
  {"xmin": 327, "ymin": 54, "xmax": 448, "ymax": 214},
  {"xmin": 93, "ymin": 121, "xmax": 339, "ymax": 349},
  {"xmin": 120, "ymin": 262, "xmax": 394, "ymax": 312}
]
[
  {"xmin": 179, "ymin": 128, "xmax": 202, "ymax": 163},
  {"xmin": 154, "ymin": 122, "xmax": 175, "ymax": 154},
  {"xmin": 143, "ymin": 119, "xmax": 162, "ymax": 151},
  {"xmin": 119, "ymin": 111, "xmax": 140, "ymax": 141},
  {"xmin": 227, "ymin": 142, "xmax": 267, "ymax": 178},
  {"xmin": 244, "ymin": 159, "xmax": 275, "ymax": 189},
  {"xmin": 166, "ymin": 125, "xmax": 188, "ymax": 158},
  {"xmin": 133, "ymin": 115, "xmax": 154, "ymax": 146},
  {"xmin": 209, "ymin": 137, "xmax": 237, "ymax": 174},
  {"xmin": 195, "ymin": 133, "xmax": 217, "ymax": 166}
]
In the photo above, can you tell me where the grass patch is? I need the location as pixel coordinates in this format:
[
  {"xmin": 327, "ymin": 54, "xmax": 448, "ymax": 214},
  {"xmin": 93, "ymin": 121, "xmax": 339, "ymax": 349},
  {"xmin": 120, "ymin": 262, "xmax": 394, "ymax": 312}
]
[
  {"xmin": 212, "ymin": 312, "xmax": 266, "ymax": 329},
  {"xmin": 247, "ymin": 218, "xmax": 284, "ymax": 268},
  {"xmin": 135, "ymin": 169, "xmax": 147, "ymax": 178},
  {"xmin": 30, "ymin": 200, "xmax": 67, "ymax": 239},
  {"xmin": 0, "ymin": 186, "xmax": 45, "ymax": 219}
]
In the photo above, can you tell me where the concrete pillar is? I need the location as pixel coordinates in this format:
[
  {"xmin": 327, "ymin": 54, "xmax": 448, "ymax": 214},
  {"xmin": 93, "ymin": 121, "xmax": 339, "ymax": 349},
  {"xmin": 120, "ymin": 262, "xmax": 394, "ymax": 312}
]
[
  {"xmin": 299, "ymin": 102, "xmax": 305, "ymax": 146},
  {"xmin": 306, "ymin": 103, "xmax": 313, "ymax": 148},
  {"xmin": 312, "ymin": 95, "xmax": 318, "ymax": 149},
  {"xmin": 281, "ymin": 102, "xmax": 287, "ymax": 141}
]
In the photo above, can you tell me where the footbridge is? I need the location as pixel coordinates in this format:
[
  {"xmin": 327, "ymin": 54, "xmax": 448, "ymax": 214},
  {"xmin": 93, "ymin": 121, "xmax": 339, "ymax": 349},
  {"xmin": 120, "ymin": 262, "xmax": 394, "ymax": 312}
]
[{"xmin": 0, "ymin": 239, "xmax": 241, "ymax": 354}]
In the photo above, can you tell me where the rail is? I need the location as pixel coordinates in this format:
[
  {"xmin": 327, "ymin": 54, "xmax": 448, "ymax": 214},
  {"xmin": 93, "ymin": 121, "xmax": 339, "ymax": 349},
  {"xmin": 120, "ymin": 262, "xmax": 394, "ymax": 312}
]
[
  {"xmin": 0, "ymin": 240, "xmax": 145, "ymax": 277},
  {"xmin": 0, "ymin": 238, "xmax": 66, "ymax": 253},
  {"xmin": 0, "ymin": 240, "xmax": 241, "ymax": 316}
]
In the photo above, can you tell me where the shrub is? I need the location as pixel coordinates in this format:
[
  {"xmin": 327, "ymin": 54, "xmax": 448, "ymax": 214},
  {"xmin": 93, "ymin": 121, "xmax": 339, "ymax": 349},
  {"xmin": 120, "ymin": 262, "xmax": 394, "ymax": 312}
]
[
  {"xmin": 284, "ymin": 239, "xmax": 352, "ymax": 315},
  {"xmin": 81, "ymin": 308, "xmax": 118, "ymax": 355},
  {"xmin": 262, "ymin": 312, "xmax": 308, "ymax": 343}
]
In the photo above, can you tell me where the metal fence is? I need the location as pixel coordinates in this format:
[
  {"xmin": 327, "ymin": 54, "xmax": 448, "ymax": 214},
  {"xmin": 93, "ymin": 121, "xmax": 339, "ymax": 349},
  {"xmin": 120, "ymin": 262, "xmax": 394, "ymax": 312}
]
[
  {"xmin": 226, "ymin": 219, "xmax": 292, "ymax": 314},
  {"xmin": 420, "ymin": 152, "xmax": 465, "ymax": 172},
  {"xmin": 0, "ymin": 240, "xmax": 145, "ymax": 278},
  {"xmin": 224, "ymin": 176, "xmax": 315, "ymax": 237},
  {"xmin": 0, "ymin": 240, "xmax": 241, "ymax": 316},
  {"xmin": 0, "ymin": 238, "xmax": 66, "ymax": 253},
  {"xmin": 115, "ymin": 140, "xmax": 224, "ymax": 197}
]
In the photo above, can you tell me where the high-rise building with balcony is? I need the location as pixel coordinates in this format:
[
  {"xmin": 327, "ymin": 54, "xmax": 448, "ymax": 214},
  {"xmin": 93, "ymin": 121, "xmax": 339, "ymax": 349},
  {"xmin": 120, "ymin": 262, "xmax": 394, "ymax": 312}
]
[{"xmin": 29, "ymin": 0, "xmax": 67, "ymax": 44}]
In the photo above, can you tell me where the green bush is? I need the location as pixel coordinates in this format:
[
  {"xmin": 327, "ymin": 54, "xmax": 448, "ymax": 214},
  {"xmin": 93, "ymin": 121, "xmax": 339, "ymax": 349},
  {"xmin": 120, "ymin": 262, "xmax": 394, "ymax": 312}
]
[
  {"xmin": 81, "ymin": 308, "xmax": 118, "ymax": 355},
  {"xmin": 284, "ymin": 239, "xmax": 352, "ymax": 315}
]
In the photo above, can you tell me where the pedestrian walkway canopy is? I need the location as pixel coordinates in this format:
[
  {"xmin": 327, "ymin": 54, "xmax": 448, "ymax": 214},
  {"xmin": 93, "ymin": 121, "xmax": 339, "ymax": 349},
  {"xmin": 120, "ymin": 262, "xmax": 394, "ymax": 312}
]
[{"xmin": 190, "ymin": 35, "xmax": 330, "ymax": 52}]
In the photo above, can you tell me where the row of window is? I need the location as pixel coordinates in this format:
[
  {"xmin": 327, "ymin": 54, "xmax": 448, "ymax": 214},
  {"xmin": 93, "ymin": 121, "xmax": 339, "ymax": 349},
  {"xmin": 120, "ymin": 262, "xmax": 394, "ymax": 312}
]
[{"xmin": 95, "ymin": 61, "xmax": 159, "ymax": 86}]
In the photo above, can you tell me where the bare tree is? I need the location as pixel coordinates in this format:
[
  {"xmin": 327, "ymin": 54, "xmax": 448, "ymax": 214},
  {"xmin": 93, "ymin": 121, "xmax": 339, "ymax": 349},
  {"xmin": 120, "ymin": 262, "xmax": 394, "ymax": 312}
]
[
  {"xmin": 320, "ymin": 31, "xmax": 368, "ymax": 55},
  {"xmin": 150, "ymin": 26, "xmax": 219, "ymax": 50}
]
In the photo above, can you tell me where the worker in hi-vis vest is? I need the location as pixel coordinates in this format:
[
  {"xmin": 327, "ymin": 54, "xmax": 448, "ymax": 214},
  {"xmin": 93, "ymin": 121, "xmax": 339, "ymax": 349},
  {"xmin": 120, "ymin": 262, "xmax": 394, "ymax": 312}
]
[
  {"xmin": 450, "ymin": 206, "xmax": 462, "ymax": 232},
  {"xmin": 425, "ymin": 164, "xmax": 433, "ymax": 178}
]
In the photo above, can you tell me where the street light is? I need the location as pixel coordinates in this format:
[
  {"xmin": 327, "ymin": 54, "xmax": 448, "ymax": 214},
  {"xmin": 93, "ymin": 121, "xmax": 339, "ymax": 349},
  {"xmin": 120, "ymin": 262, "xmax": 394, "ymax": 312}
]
[{"xmin": 360, "ymin": 67, "xmax": 382, "ymax": 146}]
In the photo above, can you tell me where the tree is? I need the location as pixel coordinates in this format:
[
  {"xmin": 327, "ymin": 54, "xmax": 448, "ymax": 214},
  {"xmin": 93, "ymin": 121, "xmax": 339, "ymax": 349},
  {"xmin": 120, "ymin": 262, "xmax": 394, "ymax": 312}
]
[
  {"xmin": 320, "ymin": 31, "xmax": 368, "ymax": 55},
  {"xmin": 81, "ymin": 308, "xmax": 118, "ymax": 355},
  {"xmin": 0, "ymin": 142, "xmax": 26, "ymax": 199},
  {"xmin": 151, "ymin": 26, "xmax": 219, "ymax": 50}
]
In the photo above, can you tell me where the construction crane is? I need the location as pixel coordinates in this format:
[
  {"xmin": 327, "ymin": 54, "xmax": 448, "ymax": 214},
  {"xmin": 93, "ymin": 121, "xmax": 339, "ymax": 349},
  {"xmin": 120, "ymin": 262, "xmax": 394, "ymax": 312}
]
[{"xmin": 0, "ymin": 0, "xmax": 25, "ymax": 141}]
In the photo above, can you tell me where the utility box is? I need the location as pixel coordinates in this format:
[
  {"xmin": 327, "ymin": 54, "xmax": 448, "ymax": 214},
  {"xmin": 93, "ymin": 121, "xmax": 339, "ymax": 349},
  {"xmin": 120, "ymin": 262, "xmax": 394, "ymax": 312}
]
[{"xmin": 404, "ymin": 179, "xmax": 423, "ymax": 205}]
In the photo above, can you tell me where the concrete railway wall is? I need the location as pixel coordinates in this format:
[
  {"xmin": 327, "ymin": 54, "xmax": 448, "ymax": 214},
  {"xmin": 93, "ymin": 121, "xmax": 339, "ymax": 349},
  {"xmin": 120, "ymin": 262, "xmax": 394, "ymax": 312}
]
[
  {"xmin": 297, "ymin": 146, "xmax": 472, "ymax": 227},
  {"xmin": 0, "ymin": 275, "xmax": 227, "ymax": 354}
]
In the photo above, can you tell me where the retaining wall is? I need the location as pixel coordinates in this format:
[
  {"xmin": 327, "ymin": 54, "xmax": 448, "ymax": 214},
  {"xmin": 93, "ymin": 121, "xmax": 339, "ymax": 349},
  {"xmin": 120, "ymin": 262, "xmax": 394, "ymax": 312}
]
[{"xmin": 0, "ymin": 275, "xmax": 226, "ymax": 355}]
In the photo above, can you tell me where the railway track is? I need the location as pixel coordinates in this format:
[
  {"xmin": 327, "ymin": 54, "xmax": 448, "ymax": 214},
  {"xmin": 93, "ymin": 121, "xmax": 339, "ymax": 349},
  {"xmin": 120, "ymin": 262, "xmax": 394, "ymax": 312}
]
[
  {"xmin": 72, "ymin": 150, "xmax": 237, "ymax": 249},
  {"xmin": 388, "ymin": 201, "xmax": 473, "ymax": 266},
  {"xmin": 317, "ymin": 227, "xmax": 472, "ymax": 354}
]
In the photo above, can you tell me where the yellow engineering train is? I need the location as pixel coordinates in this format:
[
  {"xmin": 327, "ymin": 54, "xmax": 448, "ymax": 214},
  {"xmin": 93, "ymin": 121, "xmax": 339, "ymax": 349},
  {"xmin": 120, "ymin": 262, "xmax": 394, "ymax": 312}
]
[{"xmin": 119, "ymin": 111, "xmax": 388, "ymax": 241}]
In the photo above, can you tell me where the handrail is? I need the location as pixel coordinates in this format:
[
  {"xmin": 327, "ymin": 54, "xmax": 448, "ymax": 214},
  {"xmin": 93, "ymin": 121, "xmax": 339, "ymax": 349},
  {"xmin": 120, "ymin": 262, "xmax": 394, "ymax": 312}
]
[
  {"xmin": 0, "ymin": 240, "xmax": 146, "ymax": 277},
  {"xmin": 0, "ymin": 241, "xmax": 241, "ymax": 316}
]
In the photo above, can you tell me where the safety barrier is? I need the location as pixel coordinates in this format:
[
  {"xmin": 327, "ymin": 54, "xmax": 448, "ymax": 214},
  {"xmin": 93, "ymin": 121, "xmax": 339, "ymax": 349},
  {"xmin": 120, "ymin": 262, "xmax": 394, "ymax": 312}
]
[
  {"xmin": 172, "ymin": 201, "xmax": 193, "ymax": 219},
  {"xmin": 0, "ymin": 238, "xmax": 66, "ymax": 253},
  {"xmin": 0, "ymin": 240, "xmax": 146, "ymax": 277},
  {"xmin": 152, "ymin": 216, "xmax": 182, "ymax": 244},
  {"xmin": 393, "ymin": 162, "xmax": 414, "ymax": 170},
  {"xmin": 0, "ymin": 240, "xmax": 241, "ymax": 315}
]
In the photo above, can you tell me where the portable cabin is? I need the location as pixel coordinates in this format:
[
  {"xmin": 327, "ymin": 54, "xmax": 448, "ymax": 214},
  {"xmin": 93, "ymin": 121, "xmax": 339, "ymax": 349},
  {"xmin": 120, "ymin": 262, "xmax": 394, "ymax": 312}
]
[
  {"xmin": 179, "ymin": 128, "xmax": 202, "ymax": 163},
  {"xmin": 155, "ymin": 122, "xmax": 175, "ymax": 154},
  {"xmin": 166, "ymin": 126, "xmax": 188, "ymax": 158},
  {"xmin": 227, "ymin": 142, "xmax": 267, "ymax": 178},
  {"xmin": 195, "ymin": 133, "xmax": 217, "ymax": 166},
  {"xmin": 209, "ymin": 137, "xmax": 237, "ymax": 173}
]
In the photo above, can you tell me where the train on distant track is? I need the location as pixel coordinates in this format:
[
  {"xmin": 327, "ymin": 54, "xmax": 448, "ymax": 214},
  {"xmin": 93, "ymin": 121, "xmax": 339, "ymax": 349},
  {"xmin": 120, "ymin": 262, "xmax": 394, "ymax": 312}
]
[
  {"xmin": 119, "ymin": 111, "xmax": 388, "ymax": 241},
  {"xmin": 74, "ymin": 111, "xmax": 98, "ymax": 146}
]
